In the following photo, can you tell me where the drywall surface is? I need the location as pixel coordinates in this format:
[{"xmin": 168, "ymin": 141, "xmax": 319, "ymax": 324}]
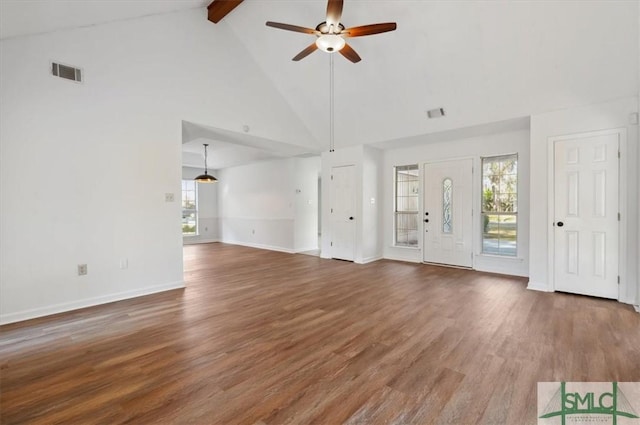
[
  {"xmin": 0, "ymin": 8, "xmax": 315, "ymax": 323},
  {"xmin": 217, "ymin": 158, "xmax": 296, "ymax": 252}
]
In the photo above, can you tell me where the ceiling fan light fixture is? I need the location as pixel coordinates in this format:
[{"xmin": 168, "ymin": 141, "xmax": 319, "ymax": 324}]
[{"xmin": 316, "ymin": 34, "xmax": 345, "ymax": 53}]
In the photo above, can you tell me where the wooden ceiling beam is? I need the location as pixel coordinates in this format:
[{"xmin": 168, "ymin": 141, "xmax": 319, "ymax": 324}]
[{"xmin": 207, "ymin": 0, "xmax": 243, "ymax": 24}]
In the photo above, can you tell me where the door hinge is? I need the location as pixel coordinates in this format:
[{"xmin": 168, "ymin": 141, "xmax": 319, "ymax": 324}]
[
  {"xmin": 618, "ymin": 212, "xmax": 621, "ymax": 221},
  {"xmin": 618, "ymin": 151, "xmax": 620, "ymax": 159},
  {"xmin": 331, "ymin": 175, "xmax": 334, "ymax": 180},
  {"xmin": 617, "ymin": 276, "xmax": 620, "ymax": 284},
  {"xmin": 331, "ymin": 208, "xmax": 333, "ymax": 213},
  {"xmin": 331, "ymin": 242, "xmax": 333, "ymax": 247}
]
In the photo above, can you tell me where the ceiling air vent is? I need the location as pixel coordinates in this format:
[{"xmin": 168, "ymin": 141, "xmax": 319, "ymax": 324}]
[
  {"xmin": 427, "ymin": 108, "xmax": 445, "ymax": 119},
  {"xmin": 51, "ymin": 62, "xmax": 82, "ymax": 83}
]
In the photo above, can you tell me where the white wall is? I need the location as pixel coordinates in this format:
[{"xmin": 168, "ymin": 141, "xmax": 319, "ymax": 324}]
[
  {"xmin": 182, "ymin": 166, "xmax": 219, "ymax": 244},
  {"xmin": 362, "ymin": 146, "xmax": 383, "ymax": 263},
  {"xmin": 0, "ymin": 9, "xmax": 316, "ymax": 324},
  {"xmin": 217, "ymin": 158, "xmax": 294, "ymax": 252},
  {"xmin": 529, "ymin": 97, "xmax": 639, "ymax": 304},
  {"xmin": 383, "ymin": 129, "xmax": 530, "ymax": 277},
  {"xmin": 294, "ymin": 157, "xmax": 321, "ymax": 252},
  {"xmin": 217, "ymin": 157, "xmax": 320, "ymax": 253}
]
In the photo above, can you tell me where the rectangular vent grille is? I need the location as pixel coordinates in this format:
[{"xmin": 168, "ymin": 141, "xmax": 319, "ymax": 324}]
[
  {"xmin": 427, "ymin": 108, "xmax": 445, "ymax": 119},
  {"xmin": 51, "ymin": 62, "xmax": 82, "ymax": 82}
]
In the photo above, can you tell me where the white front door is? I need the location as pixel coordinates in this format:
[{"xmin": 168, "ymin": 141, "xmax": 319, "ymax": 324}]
[
  {"xmin": 423, "ymin": 159, "xmax": 473, "ymax": 267},
  {"xmin": 553, "ymin": 132, "xmax": 619, "ymax": 299},
  {"xmin": 331, "ymin": 165, "xmax": 356, "ymax": 261}
]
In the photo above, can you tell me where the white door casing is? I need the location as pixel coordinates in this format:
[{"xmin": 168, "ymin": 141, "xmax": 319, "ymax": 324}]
[
  {"xmin": 423, "ymin": 159, "xmax": 473, "ymax": 267},
  {"xmin": 553, "ymin": 132, "xmax": 619, "ymax": 299},
  {"xmin": 330, "ymin": 165, "xmax": 356, "ymax": 261}
]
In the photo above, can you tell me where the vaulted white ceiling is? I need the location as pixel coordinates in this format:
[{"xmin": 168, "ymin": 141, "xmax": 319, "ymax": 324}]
[
  {"xmin": 224, "ymin": 0, "xmax": 637, "ymax": 148},
  {"xmin": 0, "ymin": 0, "xmax": 206, "ymax": 40},
  {"xmin": 2, "ymin": 0, "xmax": 638, "ymax": 161}
]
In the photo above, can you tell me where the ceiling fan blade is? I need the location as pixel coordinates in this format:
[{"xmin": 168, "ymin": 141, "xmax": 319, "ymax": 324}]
[
  {"xmin": 207, "ymin": 0, "xmax": 243, "ymax": 24},
  {"xmin": 266, "ymin": 21, "xmax": 319, "ymax": 35},
  {"xmin": 293, "ymin": 43, "xmax": 319, "ymax": 61},
  {"xmin": 342, "ymin": 22, "xmax": 397, "ymax": 37},
  {"xmin": 339, "ymin": 43, "xmax": 361, "ymax": 63},
  {"xmin": 326, "ymin": 0, "xmax": 344, "ymax": 27}
]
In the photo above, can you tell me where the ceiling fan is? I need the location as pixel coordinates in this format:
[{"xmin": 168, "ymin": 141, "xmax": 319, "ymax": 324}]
[{"xmin": 266, "ymin": 0, "xmax": 397, "ymax": 63}]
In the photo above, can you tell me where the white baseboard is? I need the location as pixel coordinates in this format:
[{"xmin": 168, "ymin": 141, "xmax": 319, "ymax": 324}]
[
  {"xmin": 618, "ymin": 295, "xmax": 638, "ymax": 305},
  {"xmin": 634, "ymin": 305, "xmax": 640, "ymax": 313},
  {"xmin": 221, "ymin": 240, "xmax": 295, "ymax": 254},
  {"xmin": 183, "ymin": 238, "xmax": 219, "ymax": 245},
  {"xmin": 0, "ymin": 280, "xmax": 185, "ymax": 325},
  {"xmin": 527, "ymin": 281, "xmax": 553, "ymax": 292},
  {"xmin": 473, "ymin": 265, "xmax": 528, "ymax": 277},
  {"xmin": 360, "ymin": 256, "xmax": 383, "ymax": 264},
  {"xmin": 382, "ymin": 254, "xmax": 422, "ymax": 264},
  {"xmin": 294, "ymin": 246, "xmax": 320, "ymax": 254}
]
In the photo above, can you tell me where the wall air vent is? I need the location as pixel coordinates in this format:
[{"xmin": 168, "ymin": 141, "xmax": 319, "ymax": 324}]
[
  {"xmin": 427, "ymin": 108, "xmax": 445, "ymax": 119},
  {"xmin": 51, "ymin": 62, "xmax": 82, "ymax": 83}
]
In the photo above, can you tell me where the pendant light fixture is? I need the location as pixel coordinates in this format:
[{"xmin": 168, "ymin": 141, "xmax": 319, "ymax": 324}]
[{"xmin": 194, "ymin": 143, "xmax": 218, "ymax": 183}]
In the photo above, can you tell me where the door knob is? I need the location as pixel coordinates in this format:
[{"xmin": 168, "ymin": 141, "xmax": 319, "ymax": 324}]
[
  {"xmin": 425, "ymin": 212, "xmax": 429, "ymax": 216},
  {"xmin": 349, "ymin": 216, "xmax": 354, "ymax": 220},
  {"xmin": 424, "ymin": 219, "xmax": 429, "ymax": 223},
  {"xmin": 557, "ymin": 221, "xmax": 564, "ymax": 227}
]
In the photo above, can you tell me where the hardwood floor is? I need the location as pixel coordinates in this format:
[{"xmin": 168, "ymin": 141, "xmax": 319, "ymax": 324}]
[{"xmin": 1, "ymin": 243, "xmax": 639, "ymax": 424}]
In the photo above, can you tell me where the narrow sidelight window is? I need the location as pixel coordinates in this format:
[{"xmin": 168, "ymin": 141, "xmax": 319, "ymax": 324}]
[
  {"xmin": 182, "ymin": 180, "xmax": 198, "ymax": 236},
  {"xmin": 394, "ymin": 165, "xmax": 419, "ymax": 247},
  {"xmin": 481, "ymin": 154, "xmax": 517, "ymax": 256}
]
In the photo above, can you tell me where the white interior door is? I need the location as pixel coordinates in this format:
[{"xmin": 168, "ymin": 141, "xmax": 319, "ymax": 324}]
[
  {"xmin": 553, "ymin": 133, "xmax": 619, "ymax": 299},
  {"xmin": 423, "ymin": 159, "xmax": 473, "ymax": 267},
  {"xmin": 331, "ymin": 165, "xmax": 356, "ymax": 261}
]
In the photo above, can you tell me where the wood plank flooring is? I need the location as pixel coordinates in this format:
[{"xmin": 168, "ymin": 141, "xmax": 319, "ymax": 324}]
[{"xmin": 1, "ymin": 243, "xmax": 639, "ymax": 424}]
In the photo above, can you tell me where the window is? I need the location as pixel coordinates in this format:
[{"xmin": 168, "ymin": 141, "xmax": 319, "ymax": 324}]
[
  {"xmin": 481, "ymin": 154, "xmax": 517, "ymax": 256},
  {"xmin": 182, "ymin": 180, "xmax": 198, "ymax": 236},
  {"xmin": 442, "ymin": 178, "xmax": 453, "ymax": 234},
  {"xmin": 394, "ymin": 165, "xmax": 419, "ymax": 247}
]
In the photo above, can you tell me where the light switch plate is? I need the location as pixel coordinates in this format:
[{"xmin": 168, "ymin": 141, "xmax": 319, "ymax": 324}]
[{"xmin": 165, "ymin": 193, "xmax": 175, "ymax": 202}]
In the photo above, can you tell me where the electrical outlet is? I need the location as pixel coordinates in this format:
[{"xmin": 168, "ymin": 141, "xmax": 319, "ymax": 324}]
[
  {"xmin": 78, "ymin": 264, "xmax": 88, "ymax": 276},
  {"xmin": 252, "ymin": 229, "xmax": 255, "ymax": 235},
  {"xmin": 165, "ymin": 193, "xmax": 175, "ymax": 202},
  {"xmin": 119, "ymin": 258, "xmax": 128, "ymax": 269}
]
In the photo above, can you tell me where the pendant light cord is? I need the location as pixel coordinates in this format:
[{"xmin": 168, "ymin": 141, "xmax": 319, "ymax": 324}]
[
  {"xmin": 329, "ymin": 54, "xmax": 335, "ymax": 153},
  {"xmin": 204, "ymin": 144, "xmax": 209, "ymax": 173}
]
